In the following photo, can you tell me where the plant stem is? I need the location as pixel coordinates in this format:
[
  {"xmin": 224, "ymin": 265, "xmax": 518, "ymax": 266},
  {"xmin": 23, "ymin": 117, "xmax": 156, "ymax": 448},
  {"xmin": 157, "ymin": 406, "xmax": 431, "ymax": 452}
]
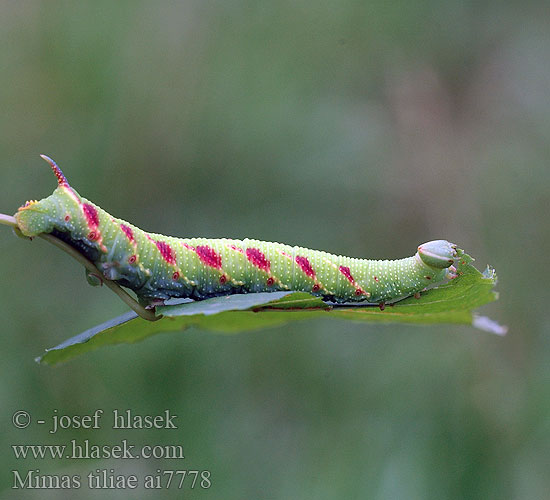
[
  {"xmin": 0, "ymin": 212, "xmax": 160, "ymax": 322},
  {"xmin": 0, "ymin": 214, "xmax": 17, "ymax": 228}
]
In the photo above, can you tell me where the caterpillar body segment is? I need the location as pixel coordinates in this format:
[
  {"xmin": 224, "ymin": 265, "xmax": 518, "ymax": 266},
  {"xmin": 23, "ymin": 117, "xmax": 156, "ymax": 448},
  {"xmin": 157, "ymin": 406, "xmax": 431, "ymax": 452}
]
[{"xmin": 15, "ymin": 157, "xmax": 458, "ymax": 307}]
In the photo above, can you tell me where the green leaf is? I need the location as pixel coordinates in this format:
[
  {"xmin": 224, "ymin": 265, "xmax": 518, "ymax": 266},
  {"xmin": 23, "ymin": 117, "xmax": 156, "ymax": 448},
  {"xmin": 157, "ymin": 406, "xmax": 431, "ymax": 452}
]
[{"xmin": 37, "ymin": 252, "xmax": 504, "ymax": 365}]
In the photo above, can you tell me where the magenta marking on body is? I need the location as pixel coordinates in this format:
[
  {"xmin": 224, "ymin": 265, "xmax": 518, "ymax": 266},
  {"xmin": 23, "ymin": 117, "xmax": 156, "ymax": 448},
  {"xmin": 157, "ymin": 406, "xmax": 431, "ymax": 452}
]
[
  {"xmin": 80, "ymin": 202, "xmax": 107, "ymax": 251},
  {"xmin": 339, "ymin": 265, "xmax": 354, "ymax": 284},
  {"xmin": 154, "ymin": 240, "xmax": 176, "ymax": 265},
  {"xmin": 295, "ymin": 255, "xmax": 315, "ymax": 279},
  {"xmin": 227, "ymin": 244, "xmax": 244, "ymax": 254},
  {"xmin": 120, "ymin": 224, "xmax": 135, "ymax": 242},
  {"xmin": 339, "ymin": 265, "xmax": 368, "ymax": 297},
  {"xmin": 246, "ymin": 248, "xmax": 271, "ymax": 272},
  {"xmin": 196, "ymin": 245, "xmax": 222, "ymax": 269},
  {"xmin": 82, "ymin": 203, "xmax": 99, "ymax": 228}
]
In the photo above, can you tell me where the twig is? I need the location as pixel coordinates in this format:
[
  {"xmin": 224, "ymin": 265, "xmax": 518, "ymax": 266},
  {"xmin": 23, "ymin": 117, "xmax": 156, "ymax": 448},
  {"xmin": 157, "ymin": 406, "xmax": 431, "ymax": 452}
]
[
  {"xmin": 0, "ymin": 213, "xmax": 160, "ymax": 321},
  {"xmin": 0, "ymin": 214, "xmax": 17, "ymax": 228}
]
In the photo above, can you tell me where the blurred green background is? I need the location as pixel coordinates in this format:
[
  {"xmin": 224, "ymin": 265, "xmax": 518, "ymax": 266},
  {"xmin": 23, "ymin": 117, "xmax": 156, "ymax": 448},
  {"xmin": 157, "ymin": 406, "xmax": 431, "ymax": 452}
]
[{"xmin": 1, "ymin": 1, "xmax": 548, "ymax": 498}]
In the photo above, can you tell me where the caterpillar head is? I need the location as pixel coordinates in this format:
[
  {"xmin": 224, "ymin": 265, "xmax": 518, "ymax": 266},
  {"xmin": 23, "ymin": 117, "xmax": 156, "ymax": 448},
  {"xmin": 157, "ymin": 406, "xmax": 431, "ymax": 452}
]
[
  {"xmin": 417, "ymin": 240, "xmax": 458, "ymax": 269},
  {"xmin": 15, "ymin": 155, "xmax": 83, "ymax": 237}
]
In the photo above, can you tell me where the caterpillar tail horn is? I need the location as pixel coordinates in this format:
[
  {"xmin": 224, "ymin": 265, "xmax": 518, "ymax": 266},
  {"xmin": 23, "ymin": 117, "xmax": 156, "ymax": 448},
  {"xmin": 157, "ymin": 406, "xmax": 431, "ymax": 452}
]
[{"xmin": 40, "ymin": 154, "xmax": 70, "ymax": 187}]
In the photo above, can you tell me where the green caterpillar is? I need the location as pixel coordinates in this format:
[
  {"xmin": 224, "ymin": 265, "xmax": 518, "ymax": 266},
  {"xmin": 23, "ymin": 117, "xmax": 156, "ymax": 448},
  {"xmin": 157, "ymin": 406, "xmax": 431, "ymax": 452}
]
[{"xmin": 14, "ymin": 156, "xmax": 459, "ymax": 310}]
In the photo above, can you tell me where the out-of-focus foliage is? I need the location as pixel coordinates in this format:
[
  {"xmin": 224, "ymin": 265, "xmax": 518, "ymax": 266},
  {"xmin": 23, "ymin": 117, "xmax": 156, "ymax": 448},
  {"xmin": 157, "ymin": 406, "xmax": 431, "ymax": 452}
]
[{"xmin": 1, "ymin": 1, "xmax": 548, "ymax": 498}]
